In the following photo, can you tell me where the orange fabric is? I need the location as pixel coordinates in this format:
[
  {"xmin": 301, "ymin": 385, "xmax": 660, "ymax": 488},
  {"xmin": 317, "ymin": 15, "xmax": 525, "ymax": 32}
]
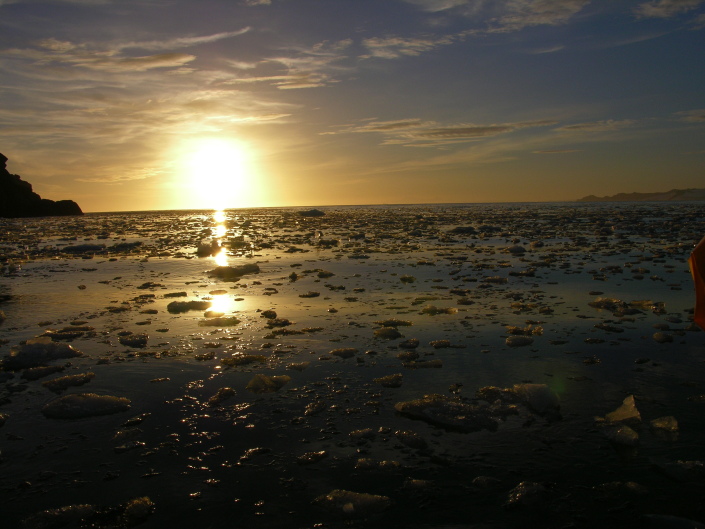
[{"xmin": 690, "ymin": 237, "xmax": 705, "ymax": 331}]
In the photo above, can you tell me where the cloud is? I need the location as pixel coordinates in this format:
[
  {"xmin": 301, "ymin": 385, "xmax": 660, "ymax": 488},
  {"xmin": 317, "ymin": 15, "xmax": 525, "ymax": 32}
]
[
  {"xmin": 402, "ymin": 0, "xmax": 473, "ymax": 12},
  {"xmin": 118, "ymin": 29, "xmax": 251, "ymax": 52},
  {"xmin": 533, "ymin": 149, "xmax": 581, "ymax": 154},
  {"xmin": 488, "ymin": 0, "xmax": 592, "ymax": 32},
  {"xmin": 556, "ymin": 119, "xmax": 636, "ymax": 132},
  {"xmin": 222, "ymin": 40, "xmax": 353, "ymax": 89},
  {"xmin": 331, "ymin": 117, "xmax": 556, "ymax": 146},
  {"xmin": 635, "ymin": 0, "xmax": 704, "ymax": 18},
  {"xmin": 361, "ymin": 35, "xmax": 455, "ymax": 59},
  {"xmin": 676, "ymin": 108, "xmax": 705, "ymax": 122}
]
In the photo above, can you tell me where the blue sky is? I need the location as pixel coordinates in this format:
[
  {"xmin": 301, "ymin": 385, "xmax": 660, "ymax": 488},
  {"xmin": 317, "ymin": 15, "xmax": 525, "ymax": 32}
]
[{"xmin": 0, "ymin": 0, "xmax": 703, "ymax": 211}]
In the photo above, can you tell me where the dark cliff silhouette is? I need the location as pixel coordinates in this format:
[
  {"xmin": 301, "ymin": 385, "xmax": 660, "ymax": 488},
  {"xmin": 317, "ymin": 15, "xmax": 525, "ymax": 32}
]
[{"xmin": 0, "ymin": 152, "xmax": 83, "ymax": 218}]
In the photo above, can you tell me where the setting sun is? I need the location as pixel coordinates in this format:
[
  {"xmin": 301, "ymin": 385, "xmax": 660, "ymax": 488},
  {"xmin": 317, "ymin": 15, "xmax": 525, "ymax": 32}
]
[{"xmin": 180, "ymin": 138, "xmax": 258, "ymax": 210}]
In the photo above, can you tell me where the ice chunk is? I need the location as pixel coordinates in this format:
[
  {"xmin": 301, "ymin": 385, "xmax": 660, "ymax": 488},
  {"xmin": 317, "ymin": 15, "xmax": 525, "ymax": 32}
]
[
  {"xmin": 394, "ymin": 394, "xmax": 498, "ymax": 432},
  {"xmin": 3, "ymin": 337, "xmax": 83, "ymax": 370},
  {"xmin": 604, "ymin": 424, "xmax": 639, "ymax": 446},
  {"xmin": 314, "ymin": 489, "xmax": 391, "ymax": 516},
  {"xmin": 374, "ymin": 373, "xmax": 403, "ymax": 388},
  {"xmin": 506, "ymin": 335, "xmax": 533, "ymax": 347},
  {"xmin": 650, "ymin": 416, "xmax": 679, "ymax": 432},
  {"xmin": 42, "ymin": 372, "xmax": 95, "ymax": 393},
  {"xmin": 245, "ymin": 374, "xmax": 291, "ymax": 393},
  {"xmin": 512, "ymin": 383, "xmax": 559, "ymax": 415},
  {"xmin": 329, "ymin": 347, "xmax": 358, "ymax": 359},
  {"xmin": 603, "ymin": 395, "xmax": 641, "ymax": 424},
  {"xmin": 167, "ymin": 300, "xmax": 211, "ymax": 313},
  {"xmin": 505, "ymin": 481, "xmax": 548, "ymax": 509},
  {"xmin": 207, "ymin": 264, "xmax": 260, "ymax": 281},
  {"xmin": 42, "ymin": 393, "xmax": 131, "ymax": 419}
]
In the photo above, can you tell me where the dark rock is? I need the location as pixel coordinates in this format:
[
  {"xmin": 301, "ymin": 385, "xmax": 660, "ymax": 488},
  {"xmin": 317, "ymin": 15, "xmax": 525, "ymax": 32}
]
[{"xmin": 0, "ymin": 153, "xmax": 83, "ymax": 218}]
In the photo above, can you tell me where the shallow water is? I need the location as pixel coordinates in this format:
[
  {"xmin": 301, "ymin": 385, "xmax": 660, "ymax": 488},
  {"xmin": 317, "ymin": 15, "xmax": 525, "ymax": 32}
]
[{"xmin": 1, "ymin": 203, "xmax": 705, "ymax": 528}]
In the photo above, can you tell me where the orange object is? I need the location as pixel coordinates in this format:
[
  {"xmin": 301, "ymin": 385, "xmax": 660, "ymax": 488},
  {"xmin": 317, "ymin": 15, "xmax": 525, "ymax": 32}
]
[{"xmin": 689, "ymin": 236, "xmax": 705, "ymax": 331}]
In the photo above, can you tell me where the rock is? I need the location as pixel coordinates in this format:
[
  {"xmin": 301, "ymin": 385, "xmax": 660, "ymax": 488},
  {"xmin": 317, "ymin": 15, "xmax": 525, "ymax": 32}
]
[
  {"xmin": 42, "ymin": 393, "xmax": 131, "ymax": 419},
  {"xmin": 245, "ymin": 374, "xmax": 291, "ymax": 393},
  {"xmin": 0, "ymin": 152, "xmax": 82, "ymax": 218},
  {"xmin": 2, "ymin": 336, "xmax": 83, "ymax": 370},
  {"xmin": 313, "ymin": 489, "xmax": 391, "ymax": 516}
]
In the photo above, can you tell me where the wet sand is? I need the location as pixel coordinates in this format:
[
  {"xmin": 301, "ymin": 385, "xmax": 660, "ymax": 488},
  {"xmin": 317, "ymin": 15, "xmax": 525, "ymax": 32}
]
[{"xmin": 1, "ymin": 203, "xmax": 704, "ymax": 528}]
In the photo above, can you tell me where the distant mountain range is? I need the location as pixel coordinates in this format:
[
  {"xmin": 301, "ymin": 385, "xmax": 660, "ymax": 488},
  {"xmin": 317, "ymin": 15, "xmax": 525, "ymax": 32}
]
[{"xmin": 578, "ymin": 188, "xmax": 705, "ymax": 202}]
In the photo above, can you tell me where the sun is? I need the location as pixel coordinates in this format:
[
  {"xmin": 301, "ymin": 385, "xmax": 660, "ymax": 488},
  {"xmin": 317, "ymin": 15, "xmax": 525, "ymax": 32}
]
[{"xmin": 183, "ymin": 138, "xmax": 255, "ymax": 210}]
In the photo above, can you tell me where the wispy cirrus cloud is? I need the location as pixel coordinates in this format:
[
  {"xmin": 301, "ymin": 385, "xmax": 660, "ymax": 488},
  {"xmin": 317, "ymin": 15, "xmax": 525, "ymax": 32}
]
[
  {"xmin": 635, "ymin": 0, "xmax": 705, "ymax": 18},
  {"xmin": 328, "ymin": 118, "xmax": 557, "ymax": 146},
  {"xmin": 676, "ymin": 108, "xmax": 705, "ymax": 122},
  {"xmin": 222, "ymin": 39, "xmax": 353, "ymax": 89},
  {"xmin": 556, "ymin": 119, "xmax": 637, "ymax": 132},
  {"xmin": 488, "ymin": 0, "xmax": 592, "ymax": 33},
  {"xmin": 2, "ymin": 30, "xmax": 250, "ymax": 73},
  {"xmin": 361, "ymin": 34, "xmax": 455, "ymax": 59}
]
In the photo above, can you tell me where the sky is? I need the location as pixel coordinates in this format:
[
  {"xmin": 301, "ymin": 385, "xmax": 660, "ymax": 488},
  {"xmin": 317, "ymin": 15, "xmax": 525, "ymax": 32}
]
[{"xmin": 0, "ymin": 0, "xmax": 704, "ymax": 212}]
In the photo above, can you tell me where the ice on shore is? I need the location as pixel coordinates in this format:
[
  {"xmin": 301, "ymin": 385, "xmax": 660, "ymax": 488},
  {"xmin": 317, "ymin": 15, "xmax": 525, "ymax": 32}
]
[
  {"xmin": 314, "ymin": 489, "xmax": 391, "ymax": 516},
  {"xmin": 245, "ymin": 374, "xmax": 291, "ymax": 393},
  {"xmin": 42, "ymin": 393, "xmax": 131, "ymax": 419},
  {"xmin": 600, "ymin": 395, "xmax": 641, "ymax": 424},
  {"xmin": 2, "ymin": 336, "xmax": 83, "ymax": 370}
]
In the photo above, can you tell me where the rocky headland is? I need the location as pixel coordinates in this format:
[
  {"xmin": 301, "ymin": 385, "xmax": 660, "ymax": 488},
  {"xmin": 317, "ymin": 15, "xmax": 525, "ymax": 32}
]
[
  {"xmin": 578, "ymin": 188, "xmax": 705, "ymax": 202},
  {"xmin": 0, "ymin": 152, "xmax": 82, "ymax": 218}
]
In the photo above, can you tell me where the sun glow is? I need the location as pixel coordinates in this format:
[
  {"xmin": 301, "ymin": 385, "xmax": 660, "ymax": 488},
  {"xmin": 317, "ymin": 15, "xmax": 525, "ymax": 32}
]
[{"xmin": 180, "ymin": 138, "xmax": 259, "ymax": 210}]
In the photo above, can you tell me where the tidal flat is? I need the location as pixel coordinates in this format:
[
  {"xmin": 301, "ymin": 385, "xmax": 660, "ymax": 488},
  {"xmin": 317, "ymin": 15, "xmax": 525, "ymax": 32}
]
[{"xmin": 1, "ymin": 203, "xmax": 704, "ymax": 529}]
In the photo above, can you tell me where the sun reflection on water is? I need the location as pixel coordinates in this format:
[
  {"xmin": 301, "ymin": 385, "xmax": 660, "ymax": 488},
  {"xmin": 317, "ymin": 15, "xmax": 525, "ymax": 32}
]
[
  {"xmin": 211, "ymin": 210, "xmax": 228, "ymax": 266},
  {"xmin": 209, "ymin": 293, "xmax": 235, "ymax": 315}
]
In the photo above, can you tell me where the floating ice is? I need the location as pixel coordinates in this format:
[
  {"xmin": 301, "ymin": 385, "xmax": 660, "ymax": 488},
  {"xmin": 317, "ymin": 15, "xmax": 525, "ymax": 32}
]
[
  {"xmin": 314, "ymin": 489, "xmax": 391, "ymax": 516},
  {"xmin": 245, "ymin": 374, "xmax": 291, "ymax": 393},
  {"xmin": 394, "ymin": 394, "xmax": 499, "ymax": 432},
  {"xmin": 3, "ymin": 336, "xmax": 83, "ymax": 370},
  {"xmin": 42, "ymin": 372, "xmax": 95, "ymax": 393},
  {"xmin": 42, "ymin": 393, "xmax": 131, "ymax": 419},
  {"xmin": 602, "ymin": 395, "xmax": 641, "ymax": 424},
  {"xmin": 167, "ymin": 300, "xmax": 211, "ymax": 313},
  {"xmin": 207, "ymin": 263, "xmax": 260, "ymax": 281}
]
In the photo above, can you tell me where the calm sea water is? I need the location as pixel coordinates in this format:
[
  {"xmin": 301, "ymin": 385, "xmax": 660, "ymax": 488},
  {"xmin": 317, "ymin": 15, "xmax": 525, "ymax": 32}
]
[{"xmin": 1, "ymin": 202, "xmax": 704, "ymax": 528}]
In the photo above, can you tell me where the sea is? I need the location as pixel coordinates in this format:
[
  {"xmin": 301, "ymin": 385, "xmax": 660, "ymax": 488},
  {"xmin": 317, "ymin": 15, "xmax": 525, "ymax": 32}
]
[{"xmin": 0, "ymin": 202, "xmax": 704, "ymax": 528}]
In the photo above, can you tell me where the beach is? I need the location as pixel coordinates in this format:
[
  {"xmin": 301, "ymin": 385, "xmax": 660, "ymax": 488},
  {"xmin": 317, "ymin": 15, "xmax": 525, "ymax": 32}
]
[{"xmin": 1, "ymin": 203, "xmax": 704, "ymax": 528}]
